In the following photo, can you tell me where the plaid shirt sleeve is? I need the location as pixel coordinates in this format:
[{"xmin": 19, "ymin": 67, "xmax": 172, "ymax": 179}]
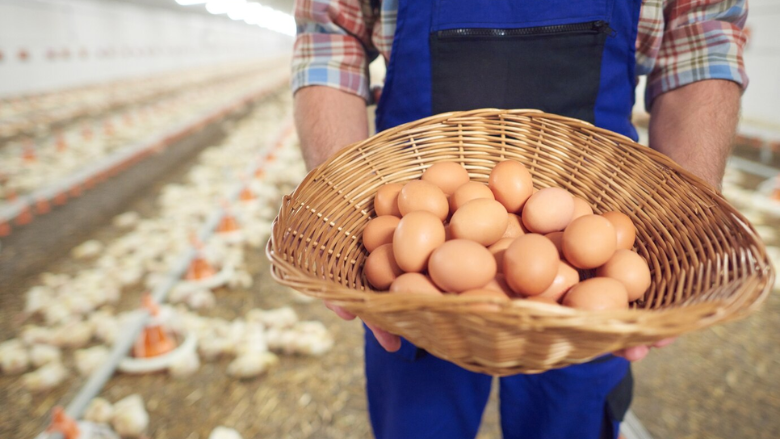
[
  {"xmin": 291, "ymin": 0, "xmax": 378, "ymax": 102},
  {"xmin": 637, "ymin": 0, "xmax": 749, "ymax": 110}
]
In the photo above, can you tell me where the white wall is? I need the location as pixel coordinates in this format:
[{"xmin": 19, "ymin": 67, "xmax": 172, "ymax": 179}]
[
  {"xmin": 741, "ymin": 0, "xmax": 780, "ymax": 127},
  {"xmin": 0, "ymin": 0, "xmax": 293, "ymax": 97}
]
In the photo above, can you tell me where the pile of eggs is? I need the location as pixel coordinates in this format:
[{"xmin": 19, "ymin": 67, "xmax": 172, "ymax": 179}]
[{"xmin": 362, "ymin": 160, "xmax": 651, "ymax": 311}]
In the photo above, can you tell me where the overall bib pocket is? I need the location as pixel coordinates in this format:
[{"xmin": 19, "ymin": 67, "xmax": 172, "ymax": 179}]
[{"xmin": 430, "ymin": 20, "xmax": 613, "ymax": 122}]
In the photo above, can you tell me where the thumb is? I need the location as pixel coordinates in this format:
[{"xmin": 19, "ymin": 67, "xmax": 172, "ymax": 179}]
[{"xmin": 365, "ymin": 321, "xmax": 401, "ymax": 352}]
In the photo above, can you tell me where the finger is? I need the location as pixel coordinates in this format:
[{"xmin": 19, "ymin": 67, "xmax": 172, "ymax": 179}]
[
  {"xmin": 364, "ymin": 321, "xmax": 401, "ymax": 352},
  {"xmin": 652, "ymin": 337, "xmax": 676, "ymax": 348},
  {"xmin": 615, "ymin": 345, "xmax": 650, "ymax": 362},
  {"xmin": 324, "ymin": 301, "xmax": 356, "ymax": 320}
]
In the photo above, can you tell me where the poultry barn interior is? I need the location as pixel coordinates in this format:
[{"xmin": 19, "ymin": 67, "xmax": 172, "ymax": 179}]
[{"xmin": 1, "ymin": 1, "xmax": 779, "ymax": 438}]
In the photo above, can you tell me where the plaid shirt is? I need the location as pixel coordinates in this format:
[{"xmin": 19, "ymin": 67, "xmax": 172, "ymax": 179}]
[{"xmin": 292, "ymin": 0, "xmax": 748, "ymax": 109}]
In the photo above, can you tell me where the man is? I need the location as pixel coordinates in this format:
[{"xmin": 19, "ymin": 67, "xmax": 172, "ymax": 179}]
[{"xmin": 291, "ymin": 0, "xmax": 747, "ymax": 438}]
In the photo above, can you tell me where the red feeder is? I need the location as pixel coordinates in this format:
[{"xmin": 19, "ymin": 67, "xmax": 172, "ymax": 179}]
[
  {"xmin": 22, "ymin": 140, "xmax": 36, "ymax": 163},
  {"xmin": 15, "ymin": 206, "xmax": 33, "ymax": 226},
  {"xmin": 54, "ymin": 192, "xmax": 68, "ymax": 205},
  {"xmin": 0, "ymin": 222, "xmax": 10, "ymax": 237},
  {"xmin": 35, "ymin": 198, "xmax": 51, "ymax": 215},
  {"xmin": 186, "ymin": 235, "xmax": 216, "ymax": 281},
  {"xmin": 186, "ymin": 254, "xmax": 216, "ymax": 281},
  {"xmin": 133, "ymin": 294, "xmax": 177, "ymax": 358},
  {"xmin": 70, "ymin": 184, "xmax": 83, "ymax": 198},
  {"xmin": 218, "ymin": 204, "xmax": 241, "ymax": 234},
  {"xmin": 239, "ymin": 186, "xmax": 255, "ymax": 202},
  {"xmin": 46, "ymin": 407, "xmax": 80, "ymax": 439},
  {"xmin": 55, "ymin": 132, "xmax": 67, "ymax": 152}
]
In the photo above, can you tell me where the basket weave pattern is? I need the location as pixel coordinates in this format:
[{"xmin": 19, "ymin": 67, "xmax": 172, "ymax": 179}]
[{"xmin": 267, "ymin": 109, "xmax": 773, "ymax": 375}]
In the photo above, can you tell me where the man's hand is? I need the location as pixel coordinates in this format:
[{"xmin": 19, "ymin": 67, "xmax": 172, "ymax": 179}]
[
  {"xmin": 294, "ymin": 86, "xmax": 370, "ymax": 170},
  {"xmin": 621, "ymin": 80, "xmax": 743, "ymax": 362},
  {"xmin": 295, "ymin": 86, "xmax": 402, "ymax": 349},
  {"xmin": 324, "ymin": 301, "xmax": 401, "ymax": 352},
  {"xmin": 613, "ymin": 338, "xmax": 676, "ymax": 362},
  {"xmin": 649, "ymin": 79, "xmax": 742, "ymax": 190}
]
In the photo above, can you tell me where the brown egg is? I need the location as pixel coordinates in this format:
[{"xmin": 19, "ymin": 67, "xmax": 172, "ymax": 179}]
[
  {"xmin": 502, "ymin": 214, "xmax": 526, "ymax": 239},
  {"xmin": 538, "ymin": 261, "xmax": 579, "ymax": 302},
  {"xmin": 522, "ymin": 187, "xmax": 575, "ymax": 234},
  {"xmin": 392, "ymin": 211, "xmax": 446, "ymax": 272},
  {"xmin": 545, "ymin": 231, "xmax": 564, "ymax": 258},
  {"xmin": 562, "ymin": 215, "xmax": 617, "ymax": 269},
  {"xmin": 488, "ymin": 238, "xmax": 515, "ymax": 274},
  {"xmin": 363, "ymin": 215, "xmax": 400, "ymax": 253},
  {"xmin": 422, "ymin": 162, "xmax": 470, "ymax": 196},
  {"xmin": 488, "ymin": 160, "xmax": 534, "ymax": 213},
  {"xmin": 364, "ymin": 244, "xmax": 403, "ymax": 290},
  {"xmin": 571, "ymin": 196, "xmax": 594, "ymax": 221},
  {"xmin": 562, "ymin": 277, "xmax": 629, "ymax": 311},
  {"xmin": 390, "ymin": 273, "xmax": 443, "ymax": 295},
  {"xmin": 601, "ymin": 211, "xmax": 636, "ymax": 250},
  {"xmin": 524, "ymin": 296, "xmax": 560, "ymax": 306},
  {"xmin": 374, "ymin": 183, "xmax": 403, "ymax": 217},
  {"xmin": 397, "ymin": 180, "xmax": 449, "ymax": 220},
  {"xmin": 484, "ymin": 274, "xmax": 514, "ymax": 296},
  {"xmin": 503, "ymin": 234, "xmax": 559, "ymax": 296},
  {"xmin": 450, "ymin": 181, "xmax": 495, "ymax": 213},
  {"xmin": 450, "ymin": 199, "xmax": 508, "ymax": 246},
  {"xmin": 596, "ymin": 249, "xmax": 651, "ymax": 301},
  {"xmin": 460, "ymin": 289, "xmax": 509, "ymax": 311},
  {"xmin": 428, "ymin": 240, "xmax": 497, "ymax": 293}
]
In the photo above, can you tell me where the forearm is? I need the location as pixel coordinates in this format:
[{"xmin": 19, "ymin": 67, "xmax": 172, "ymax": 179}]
[
  {"xmin": 648, "ymin": 79, "xmax": 742, "ymax": 190},
  {"xmin": 294, "ymin": 86, "xmax": 370, "ymax": 171}
]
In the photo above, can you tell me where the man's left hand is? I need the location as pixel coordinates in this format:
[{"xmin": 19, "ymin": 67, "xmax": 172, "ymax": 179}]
[{"xmin": 613, "ymin": 338, "xmax": 676, "ymax": 362}]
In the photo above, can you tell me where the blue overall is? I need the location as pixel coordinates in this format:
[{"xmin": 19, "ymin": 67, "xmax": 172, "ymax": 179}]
[{"xmin": 367, "ymin": 0, "xmax": 642, "ymax": 438}]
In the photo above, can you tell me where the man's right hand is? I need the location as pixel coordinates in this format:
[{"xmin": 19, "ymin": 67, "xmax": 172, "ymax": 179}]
[
  {"xmin": 325, "ymin": 301, "xmax": 401, "ymax": 352},
  {"xmin": 294, "ymin": 87, "xmax": 397, "ymax": 352}
]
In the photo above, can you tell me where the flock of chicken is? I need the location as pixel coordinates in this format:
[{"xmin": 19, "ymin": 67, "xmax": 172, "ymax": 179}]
[
  {"xmin": 0, "ymin": 59, "xmax": 288, "ymax": 203},
  {"xmin": 0, "ymin": 60, "xmax": 282, "ymax": 140},
  {"xmin": 0, "ymin": 93, "xmax": 333, "ymax": 438}
]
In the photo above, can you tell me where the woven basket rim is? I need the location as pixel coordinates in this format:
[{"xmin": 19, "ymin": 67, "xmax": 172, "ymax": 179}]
[{"xmin": 268, "ymin": 108, "xmax": 774, "ymax": 341}]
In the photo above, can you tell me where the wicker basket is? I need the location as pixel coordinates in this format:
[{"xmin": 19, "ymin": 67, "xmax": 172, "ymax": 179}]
[{"xmin": 267, "ymin": 109, "xmax": 774, "ymax": 375}]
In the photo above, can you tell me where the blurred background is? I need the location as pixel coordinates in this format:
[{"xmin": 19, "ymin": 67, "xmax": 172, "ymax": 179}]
[{"xmin": 0, "ymin": 0, "xmax": 778, "ymax": 438}]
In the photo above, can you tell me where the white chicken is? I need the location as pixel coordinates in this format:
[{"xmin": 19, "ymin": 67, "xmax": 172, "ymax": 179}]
[
  {"xmin": 53, "ymin": 319, "xmax": 94, "ymax": 348},
  {"xmin": 111, "ymin": 394, "xmax": 149, "ymax": 438},
  {"xmin": 226, "ymin": 351, "xmax": 278, "ymax": 379},
  {"xmin": 245, "ymin": 307, "xmax": 298, "ymax": 329},
  {"xmin": 75, "ymin": 345, "xmax": 110, "ymax": 376},
  {"xmin": 0, "ymin": 340, "xmax": 30, "ymax": 375},
  {"xmin": 113, "ymin": 211, "xmax": 141, "ymax": 229},
  {"xmin": 168, "ymin": 349, "xmax": 200, "ymax": 378},
  {"xmin": 83, "ymin": 397, "xmax": 115, "ymax": 424},
  {"xmin": 185, "ymin": 289, "xmax": 216, "ymax": 310},
  {"xmin": 72, "ymin": 240, "xmax": 104, "ymax": 259},
  {"xmin": 20, "ymin": 325, "xmax": 55, "ymax": 345},
  {"xmin": 22, "ymin": 361, "xmax": 67, "ymax": 391},
  {"xmin": 29, "ymin": 344, "xmax": 62, "ymax": 367},
  {"xmin": 209, "ymin": 426, "xmax": 244, "ymax": 439}
]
